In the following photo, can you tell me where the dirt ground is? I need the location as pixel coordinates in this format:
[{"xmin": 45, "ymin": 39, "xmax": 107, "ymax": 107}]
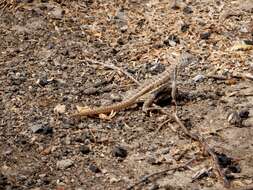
[{"xmin": 0, "ymin": 0, "xmax": 253, "ymax": 190}]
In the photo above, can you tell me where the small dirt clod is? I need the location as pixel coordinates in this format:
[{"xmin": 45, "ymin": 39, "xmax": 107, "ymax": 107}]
[{"xmin": 112, "ymin": 146, "xmax": 128, "ymax": 158}]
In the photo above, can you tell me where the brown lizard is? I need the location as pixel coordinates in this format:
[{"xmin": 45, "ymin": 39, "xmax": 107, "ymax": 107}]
[{"xmin": 72, "ymin": 64, "xmax": 176, "ymax": 117}]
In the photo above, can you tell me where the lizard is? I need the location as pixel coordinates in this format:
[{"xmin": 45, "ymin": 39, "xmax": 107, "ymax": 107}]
[{"xmin": 72, "ymin": 64, "xmax": 176, "ymax": 117}]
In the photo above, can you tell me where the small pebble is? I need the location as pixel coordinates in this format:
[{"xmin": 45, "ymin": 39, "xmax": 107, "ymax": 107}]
[
  {"xmin": 149, "ymin": 184, "xmax": 159, "ymax": 190},
  {"xmin": 216, "ymin": 153, "xmax": 232, "ymax": 168},
  {"xmin": 57, "ymin": 159, "xmax": 74, "ymax": 169},
  {"xmin": 183, "ymin": 6, "xmax": 193, "ymax": 14},
  {"xmin": 41, "ymin": 126, "xmax": 53, "ymax": 135},
  {"xmin": 88, "ymin": 164, "xmax": 101, "ymax": 173},
  {"xmin": 54, "ymin": 104, "xmax": 66, "ymax": 114},
  {"xmin": 30, "ymin": 123, "xmax": 53, "ymax": 134},
  {"xmin": 36, "ymin": 77, "xmax": 49, "ymax": 87},
  {"xmin": 239, "ymin": 109, "xmax": 249, "ymax": 119},
  {"xmin": 49, "ymin": 7, "xmax": 64, "ymax": 19},
  {"xmin": 179, "ymin": 52, "xmax": 196, "ymax": 66},
  {"xmin": 30, "ymin": 124, "xmax": 44, "ymax": 133},
  {"xmin": 181, "ymin": 23, "xmax": 189, "ymax": 32},
  {"xmin": 146, "ymin": 155, "xmax": 162, "ymax": 165},
  {"xmin": 120, "ymin": 25, "xmax": 128, "ymax": 33},
  {"xmin": 83, "ymin": 87, "xmax": 98, "ymax": 95},
  {"xmin": 164, "ymin": 34, "xmax": 180, "ymax": 46},
  {"xmin": 160, "ymin": 147, "xmax": 170, "ymax": 154},
  {"xmin": 200, "ymin": 32, "xmax": 211, "ymax": 40},
  {"xmin": 112, "ymin": 146, "xmax": 128, "ymax": 158},
  {"xmin": 47, "ymin": 43, "xmax": 54, "ymax": 49},
  {"xmin": 227, "ymin": 111, "xmax": 242, "ymax": 126},
  {"xmin": 192, "ymin": 74, "xmax": 205, "ymax": 82},
  {"xmin": 80, "ymin": 145, "xmax": 90, "ymax": 154},
  {"xmin": 229, "ymin": 164, "xmax": 241, "ymax": 173}
]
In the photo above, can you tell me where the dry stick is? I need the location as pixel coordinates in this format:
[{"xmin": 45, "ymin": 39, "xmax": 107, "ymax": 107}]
[
  {"xmin": 173, "ymin": 113, "xmax": 230, "ymax": 188},
  {"xmin": 171, "ymin": 69, "xmax": 230, "ymax": 188},
  {"xmin": 126, "ymin": 158, "xmax": 195, "ymax": 190},
  {"xmin": 83, "ymin": 58, "xmax": 141, "ymax": 85}
]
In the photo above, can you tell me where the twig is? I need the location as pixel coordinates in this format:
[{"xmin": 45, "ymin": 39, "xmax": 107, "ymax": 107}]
[
  {"xmin": 173, "ymin": 113, "xmax": 198, "ymax": 141},
  {"xmin": 172, "ymin": 68, "xmax": 230, "ymax": 188},
  {"xmin": 173, "ymin": 113, "xmax": 230, "ymax": 188},
  {"xmin": 83, "ymin": 58, "xmax": 141, "ymax": 85},
  {"xmin": 126, "ymin": 158, "xmax": 195, "ymax": 190}
]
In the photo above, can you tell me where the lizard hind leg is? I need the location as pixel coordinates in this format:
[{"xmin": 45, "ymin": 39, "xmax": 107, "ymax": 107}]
[{"xmin": 142, "ymin": 83, "xmax": 173, "ymax": 113}]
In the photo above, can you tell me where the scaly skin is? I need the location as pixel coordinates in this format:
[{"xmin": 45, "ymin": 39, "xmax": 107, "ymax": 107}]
[{"xmin": 73, "ymin": 65, "xmax": 174, "ymax": 116}]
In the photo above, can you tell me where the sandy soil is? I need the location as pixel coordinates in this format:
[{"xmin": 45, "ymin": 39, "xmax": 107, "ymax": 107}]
[{"xmin": 0, "ymin": 0, "xmax": 253, "ymax": 190}]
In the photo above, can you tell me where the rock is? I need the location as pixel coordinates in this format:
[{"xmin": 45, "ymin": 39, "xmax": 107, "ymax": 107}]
[
  {"xmin": 181, "ymin": 23, "xmax": 189, "ymax": 32},
  {"xmin": 120, "ymin": 25, "xmax": 128, "ymax": 33},
  {"xmin": 183, "ymin": 6, "xmax": 193, "ymax": 14},
  {"xmin": 30, "ymin": 123, "xmax": 53, "ymax": 134},
  {"xmin": 227, "ymin": 111, "xmax": 242, "ymax": 126},
  {"xmin": 239, "ymin": 109, "xmax": 250, "ymax": 119},
  {"xmin": 80, "ymin": 145, "xmax": 90, "ymax": 154},
  {"xmin": 109, "ymin": 176, "xmax": 120, "ymax": 183},
  {"xmin": 88, "ymin": 164, "xmax": 101, "ymax": 173},
  {"xmin": 36, "ymin": 77, "xmax": 49, "ymax": 87},
  {"xmin": 62, "ymin": 118, "xmax": 75, "ymax": 128},
  {"xmin": 149, "ymin": 183, "xmax": 159, "ymax": 190},
  {"xmin": 112, "ymin": 146, "xmax": 128, "ymax": 158},
  {"xmin": 30, "ymin": 124, "xmax": 44, "ymax": 133},
  {"xmin": 47, "ymin": 43, "xmax": 54, "ymax": 49},
  {"xmin": 57, "ymin": 159, "xmax": 74, "ymax": 169},
  {"xmin": 149, "ymin": 61, "xmax": 165, "ymax": 74},
  {"xmin": 179, "ymin": 52, "xmax": 196, "ymax": 66},
  {"xmin": 41, "ymin": 126, "xmax": 53, "ymax": 135},
  {"xmin": 200, "ymin": 32, "xmax": 211, "ymax": 40},
  {"xmin": 192, "ymin": 74, "xmax": 205, "ymax": 82},
  {"xmin": 83, "ymin": 87, "xmax": 98, "ymax": 95},
  {"xmin": 146, "ymin": 154, "xmax": 162, "ymax": 165},
  {"xmin": 160, "ymin": 147, "xmax": 170, "ymax": 154},
  {"xmin": 164, "ymin": 34, "xmax": 180, "ymax": 46},
  {"xmin": 49, "ymin": 7, "xmax": 64, "ymax": 19},
  {"xmin": 54, "ymin": 104, "xmax": 66, "ymax": 114}
]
